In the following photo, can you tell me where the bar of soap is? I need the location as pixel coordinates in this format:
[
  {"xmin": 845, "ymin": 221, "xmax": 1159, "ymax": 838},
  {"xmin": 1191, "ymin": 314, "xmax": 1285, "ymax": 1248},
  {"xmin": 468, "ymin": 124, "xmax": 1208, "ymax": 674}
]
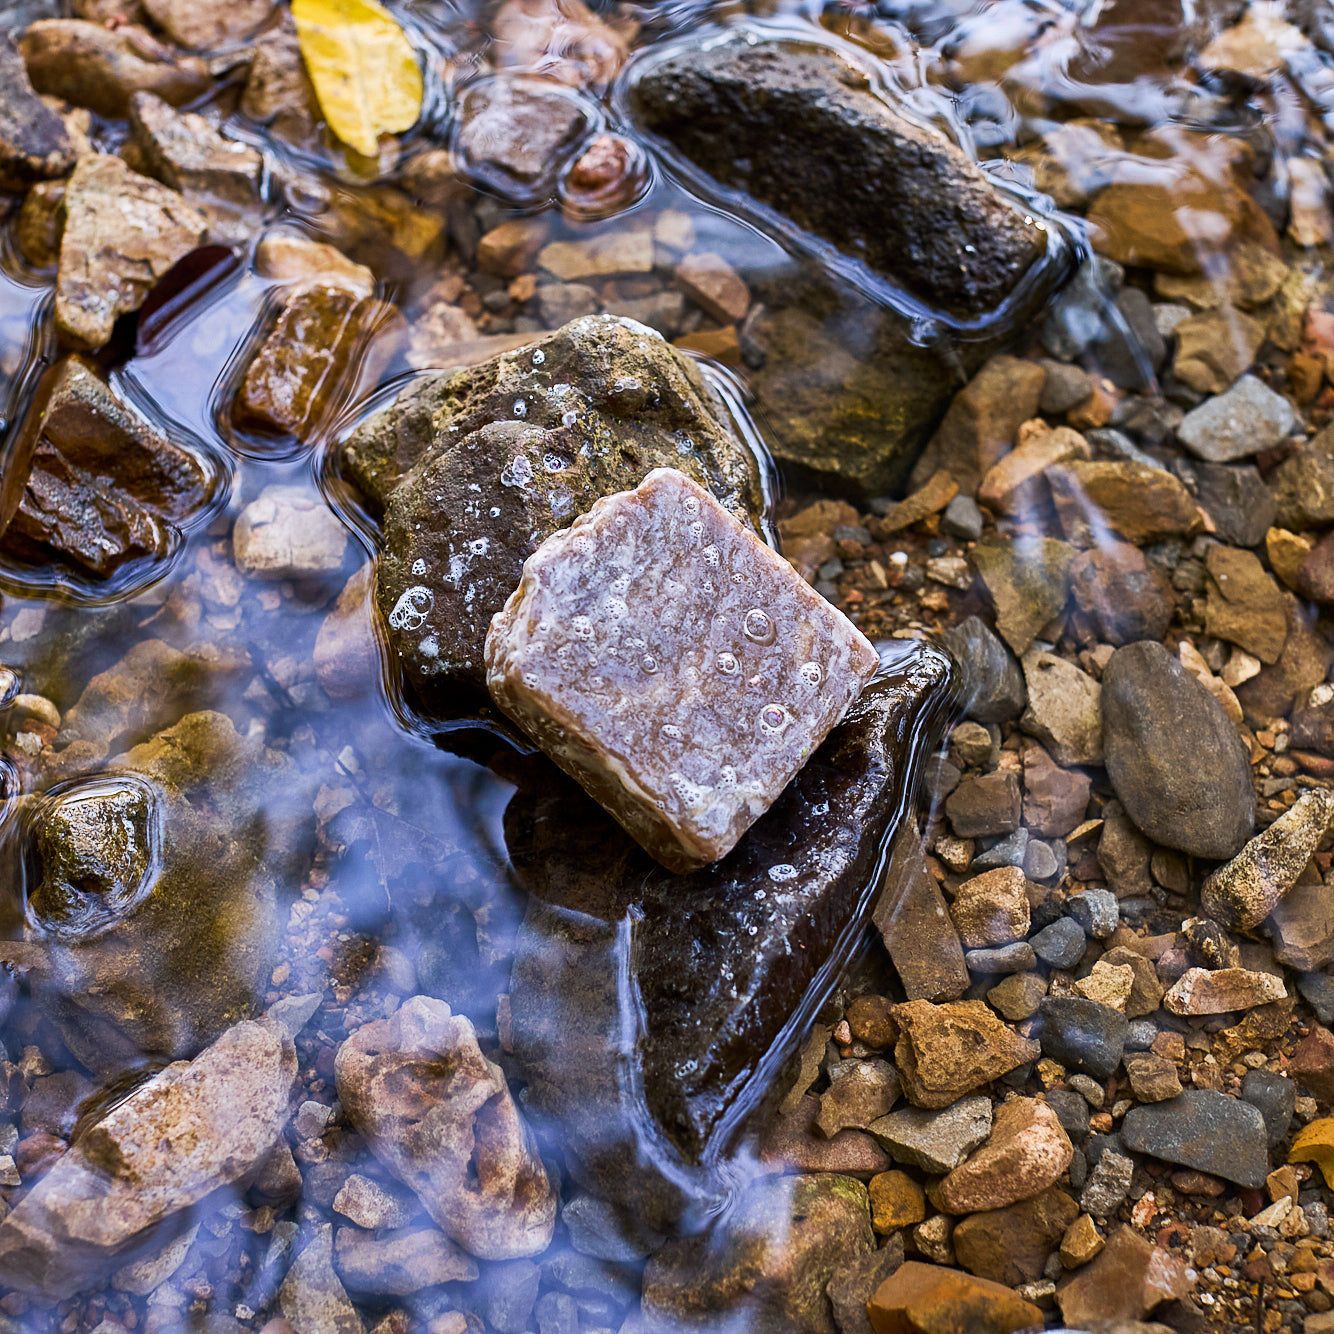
[{"xmin": 485, "ymin": 467, "xmax": 879, "ymax": 873}]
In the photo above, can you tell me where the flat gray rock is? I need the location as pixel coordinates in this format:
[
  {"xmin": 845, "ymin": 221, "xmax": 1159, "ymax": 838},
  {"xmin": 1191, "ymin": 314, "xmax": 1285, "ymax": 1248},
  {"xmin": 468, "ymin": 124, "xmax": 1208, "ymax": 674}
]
[
  {"xmin": 867, "ymin": 1094, "xmax": 994, "ymax": 1173},
  {"xmin": 1120, "ymin": 1089, "xmax": 1269, "ymax": 1188}
]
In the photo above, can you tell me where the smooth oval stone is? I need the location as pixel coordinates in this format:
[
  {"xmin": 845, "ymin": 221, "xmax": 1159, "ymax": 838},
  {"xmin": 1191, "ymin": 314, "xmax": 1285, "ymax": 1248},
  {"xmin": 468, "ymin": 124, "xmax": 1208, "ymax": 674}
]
[
  {"xmin": 507, "ymin": 640, "xmax": 957, "ymax": 1231},
  {"xmin": 1101, "ymin": 640, "xmax": 1254, "ymax": 859}
]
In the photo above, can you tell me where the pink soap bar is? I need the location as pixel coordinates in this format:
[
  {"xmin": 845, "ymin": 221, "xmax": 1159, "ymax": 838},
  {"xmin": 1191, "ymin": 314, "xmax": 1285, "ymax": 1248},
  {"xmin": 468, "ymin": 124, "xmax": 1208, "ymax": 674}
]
[{"xmin": 485, "ymin": 467, "xmax": 879, "ymax": 873}]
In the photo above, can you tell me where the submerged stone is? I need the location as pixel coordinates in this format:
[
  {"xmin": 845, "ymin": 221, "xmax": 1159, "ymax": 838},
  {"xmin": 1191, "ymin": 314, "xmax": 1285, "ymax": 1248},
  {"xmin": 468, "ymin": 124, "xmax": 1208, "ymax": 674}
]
[
  {"xmin": 486, "ymin": 468, "xmax": 878, "ymax": 873},
  {"xmin": 628, "ymin": 33, "xmax": 1047, "ymax": 318},
  {"xmin": 25, "ymin": 710, "xmax": 308, "ymax": 1072},
  {"xmin": 507, "ymin": 641, "xmax": 956, "ymax": 1230},
  {"xmin": 352, "ymin": 315, "xmax": 766, "ymax": 708},
  {"xmin": 0, "ymin": 1013, "xmax": 297, "ymax": 1301},
  {"xmin": 233, "ymin": 283, "xmax": 401, "ymax": 444}
]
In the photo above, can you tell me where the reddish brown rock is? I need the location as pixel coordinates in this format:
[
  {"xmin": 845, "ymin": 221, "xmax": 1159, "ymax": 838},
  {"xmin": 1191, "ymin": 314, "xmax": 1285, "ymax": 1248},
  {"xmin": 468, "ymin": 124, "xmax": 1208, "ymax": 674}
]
[
  {"xmin": 1055, "ymin": 1226, "xmax": 1194, "ymax": 1325},
  {"xmin": 944, "ymin": 770, "xmax": 1021, "ymax": 839},
  {"xmin": 233, "ymin": 284, "xmax": 402, "ymax": 443},
  {"xmin": 951, "ymin": 1185, "xmax": 1079, "ymax": 1286},
  {"xmin": 19, "ymin": 20, "xmax": 211, "ymax": 119},
  {"xmin": 1047, "ymin": 459, "xmax": 1199, "ymax": 546},
  {"xmin": 335, "ymin": 996, "xmax": 556, "ymax": 1260},
  {"xmin": 1163, "ymin": 967, "xmax": 1287, "ymax": 1015},
  {"xmin": 874, "ymin": 842, "xmax": 969, "ymax": 1003},
  {"xmin": 936, "ymin": 1097, "xmax": 1073, "ymax": 1213},
  {"xmin": 55, "ymin": 154, "xmax": 207, "ymax": 352},
  {"xmin": 1290, "ymin": 1026, "xmax": 1334, "ymax": 1105},
  {"xmin": 674, "ymin": 252, "xmax": 749, "ymax": 323},
  {"xmin": 486, "ymin": 468, "xmax": 878, "ymax": 874},
  {"xmin": 1022, "ymin": 742, "xmax": 1091, "ymax": 838},
  {"xmin": 891, "ymin": 1000, "xmax": 1039, "ymax": 1109},
  {"xmin": 239, "ymin": 21, "xmax": 322, "ymax": 149},
  {"xmin": 1069, "ymin": 543, "xmax": 1175, "ymax": 646},
  {"xmin": 1298, "ymin": 529, "xmax": 1334, "ymax": 605},
  {"xmin": 761, "ymin": 1094, "xmax": 893, "ymax": 1177},
  {"xmin": 867, "ymin": 1261, "xmax": 1043, "ymax": 1334},
  {"xmin": 976, "ymin": 422, "xmax": 1088, "ymax": 518}
]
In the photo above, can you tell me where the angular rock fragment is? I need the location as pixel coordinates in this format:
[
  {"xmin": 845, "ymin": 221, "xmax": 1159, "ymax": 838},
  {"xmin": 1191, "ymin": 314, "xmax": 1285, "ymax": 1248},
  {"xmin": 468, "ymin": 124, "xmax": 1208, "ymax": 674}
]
[
  {"xmin": 234, "ymin": 284, "xmax": 402, "ymax": 444},
  {"xmin": 874, "ymin": 836, "xmax": 969, "ymax": 1002},
  {"xmin": 1055, "ymin": 1226, "xmax": 1195, "ymax": 1326},
  {"xmin": 507, "ymin": 642, "xmax": 956, "ymax": 1227},
  {"xmin": 867, "ymin": 1261, "xmax": 1043, "ymax": 1334},
  {"xmin": 869, "ymin": 1096, "xmax": 993, "ymax": 1176},
  {"xmin": 127, "ymin": 92, "xmax": 263, "ymax": 240},
  {"xmin": 937, "ymin": 1098, "xmax": 1073, "ymax": 1213},
  {"xmin": 1, "ymin": 442, "xmax": 175, "ymax": 578},
  {"xmin": 18, "ymin": 20, "xmax": 211, "ymax": 119},
  {"xmin": 0, "ymin": 33, "xmax": 74, "ymax": 191},
  {"xmin": 1203, "ymin": 787, "xmax": 1334, "ymax": 930},
  {"xmin": 335, "ymin": 996, "xmax": 556, "ymax": 1260},
  {"xmin": 280, "ymin": 1224, "xmax": 363, "ymax": 1334},
  {"xmin": 1163, "ymin": 966, "xmax": 1287, "ymax": 1015},
  {"xmin": 892, "ymin": 999, "xmax": 1039, "ymax": 1109},
  {"xmin": 334, "ymin": 1225, "xmax": 478, "ymax": 1294},
  {"xmin": 233, "ymin": 485, "xmax": 349, "ymax": 581},
  {"xmin": 951, "ymin": 1187, "xmax": 1080, "ymax": 1287},
  {"xmin": 628, "ymin": 35, "xmax": 1047, "ymax": 318},
  {"xmin": 487, "ymin": 468, "xmax": 878, "ymax": 872},
  {"xmin": 1101, "ymin": 640, "xmax": 1254, "ymax": 859},
  {"xmin": 55, "ymin": 155, "xmax": 208, "ymax": 352},
  {"xmin": 642, "ymin": 1175, "xmax": 873, "ymax": 1334},
  {"xmin": 1120, "ymin": 1089, "xmax": 1269, "ymax": 1187},
  {"xmin": 356, "ymin": 315, "xmax": 766, "ymax": 707},
  {"xmin": 0, "ymin": 1013, "xmax": 297, "ymax": 1300}
]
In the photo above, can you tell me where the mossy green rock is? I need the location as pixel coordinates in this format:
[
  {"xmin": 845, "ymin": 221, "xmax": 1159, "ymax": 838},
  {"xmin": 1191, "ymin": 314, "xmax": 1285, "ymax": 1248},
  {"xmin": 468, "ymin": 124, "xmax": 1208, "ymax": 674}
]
[
  {"xmin": 641, "ymin": 1174, "xmax": 874, "ymax": 1334},
  {"xmin": 28, "ymin": 710, "xmax": 308, "ymax": 1072},
  {"xmin": 351, "ymin": 315, "xmax": 766, "ymax": 710}
]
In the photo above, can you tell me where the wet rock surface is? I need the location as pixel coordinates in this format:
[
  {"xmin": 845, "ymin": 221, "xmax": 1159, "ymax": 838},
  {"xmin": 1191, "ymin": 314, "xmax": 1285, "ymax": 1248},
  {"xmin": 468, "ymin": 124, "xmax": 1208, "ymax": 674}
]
[
  {"xmin": 356, "ymin": 315, "xmax": 766, "ymax": 706},
  {"xmin": 335, "ymin": 996, "xmax": 556, "ymax": 1260},
  {"xmin": 0, "ymin": 1012, "xmax": 297, "ymax": 1300},
  {"xmin": 54, "ymin": 154, "xmax": 207, "ymax": 352},
  {"xmin": 628, "ymin": 34, "xmax": 1048, "ymax": 319},
  {"xmin": 0, "ymin": 32, "xmax": 71, "ymax": 190},
  {"xmin": 508, "ymin": 643, "xmax": 955, "ymax": 1226},
  {"xmin": 487, "ymin": 468, "xmax": 878, "ymax": 872}
]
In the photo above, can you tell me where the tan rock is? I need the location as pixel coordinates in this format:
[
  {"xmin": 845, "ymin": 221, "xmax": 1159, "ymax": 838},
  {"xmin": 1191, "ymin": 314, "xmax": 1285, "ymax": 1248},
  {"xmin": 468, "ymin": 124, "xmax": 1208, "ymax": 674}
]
[
  {"xmin": 1163, "ymin": 966, "xmax": 1287, "ymax": 1015},
  {"xmin": 951, "ymin": 1186, "xmax": 1079, "ymax": 1286},
  {"xmin": 255, "ymin": 231, "xmax": 374, "ymax": 297},
  {"xmin": 233, "ymin": 485, "xmax": 349, "ymax": 580},
  {"xmin": 538, "ymin": 230, "xmax": 653, "ymax": 279},
  {"xmin": 19, "ymin": 19, "xmax": 211, "ymax": 119},
  {"xmin": 1059, "ymin": 1213, "xmax": 1104, "ymax": 1269},
  {"xmin": 1046, "ymin": 459, "xmax": 1199, "ymax": 547},
  {"xmin": 315, "ymin": 565, "xmax": 380, "ymax": 700},
  {"xmin": 936, "ymin": 1097, "xmax": 1072, "ymax": 1213},
  {"xmin": 872, "ymin": 471, "xmax": 959, "ymax": 535},
  {"xmin": 335, "ymin": 996, "xmax": 556, "ymax": 1260},
  {"xmin": 1074, "ymin": 960, "xmax": 1135, "ymax": 1013},
  {"xmin": 976, "ymin": 422, "xmax": 1088, "ymax": 517},
  {"xmin": 1205, "ymin": 544, "xmax": 1289, "ymax": 666},
  {"xmin": 948, "ymin": 866, "xmax": 1031, "ymax": 949},
  {"xmin": 142, "ymin": 0, "xmax": 273, "ymax": 48},
  {"xmin": 55, "ymin": 154, "xmax": 207, "ymax": 351},
  {"xmin": 1289, "ymin": 157, "xmax": 1334, "ymax": 247},
  {"xmin": 892, "ymin": 1000, "xmax": 1039, "ymax": 1109},
  {"xmin": 1268, "ymin": 526, "xmax": 1314, "ymax": 590},
  {"xmin": 1173, "ymin": 306, "xmax": 1267, "ymax": 394},
  {"xmin": 1202, "ymin": 786, "xmax": 1334, "ymax": 931},
  {"xmin": 486, "ymin": 469, "xmax": 878, "ymax": 874},
  {"xmin": 0, "ymin": 1016, "xmax": 297, "ymax": 1300}
]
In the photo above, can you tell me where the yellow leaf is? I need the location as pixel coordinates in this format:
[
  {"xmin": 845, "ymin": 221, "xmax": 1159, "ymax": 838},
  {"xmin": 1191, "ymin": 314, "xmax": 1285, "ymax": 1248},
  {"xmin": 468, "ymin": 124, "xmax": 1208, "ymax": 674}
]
[
  {"xmin": 1289, "ymin": 1117, "xmax": 1334, "ymax": 1187},
  {"xmin": 292, "ymin": 0, "xmax": 423, "ymax": 158}
]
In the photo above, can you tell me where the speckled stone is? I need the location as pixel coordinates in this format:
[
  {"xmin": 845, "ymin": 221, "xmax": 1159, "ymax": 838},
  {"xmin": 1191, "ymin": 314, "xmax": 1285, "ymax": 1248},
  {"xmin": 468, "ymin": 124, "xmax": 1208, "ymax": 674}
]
[{"xmin": 487, "ymin": 468, "xmax": 878, "ymax": 873}]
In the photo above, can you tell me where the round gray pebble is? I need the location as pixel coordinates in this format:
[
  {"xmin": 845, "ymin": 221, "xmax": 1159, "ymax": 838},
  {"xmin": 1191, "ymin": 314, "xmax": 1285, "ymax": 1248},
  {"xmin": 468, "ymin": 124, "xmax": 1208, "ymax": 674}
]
[
  {"xmin": 1066, "ymin": 887, "xmax": 1119, "ymax": 939},
  {"xmin": 1125, "ymin": 1019, "xmax": 1158, "ymax": 1050}
]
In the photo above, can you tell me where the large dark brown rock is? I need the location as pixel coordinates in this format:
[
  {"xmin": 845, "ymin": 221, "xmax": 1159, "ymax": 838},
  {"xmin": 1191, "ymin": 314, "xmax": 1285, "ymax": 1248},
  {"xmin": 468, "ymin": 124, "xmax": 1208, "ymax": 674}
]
[
  {"xmin": 0, "ymin": 33, "xmax": 74, "ymax": 191},
  {"xmin": 1101, "ymin": 640, "xmax": 1254, "ymax": 859},
  {"xmin": 627, "ymin": 33, "xmax": 1047, "ymax": 318},
  {"xmin": 507, "ymin": 642, "xmax": 957, "ymax": 1230},
  {"xmin": 356, "ymin": 315, "xmax": 767, "ymax": 709},
  {"xmin": 0, "ymin": 357, "xmax": 214, "ymax": 580}
]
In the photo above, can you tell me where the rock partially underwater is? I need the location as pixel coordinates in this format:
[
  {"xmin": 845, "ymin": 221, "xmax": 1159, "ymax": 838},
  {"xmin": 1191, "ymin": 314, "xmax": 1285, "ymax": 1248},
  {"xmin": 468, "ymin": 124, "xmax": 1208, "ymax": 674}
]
[
  {"xmin": 340, "ymin": 314, "xmax": 767, "ymax": 712},
  {"xmin": 14, "ymin": 710, "xmax": 309, "ymax": 1072},
  {"xmin": 506, "ymin": 640, "xmax": 957, "ymax": 1232}
]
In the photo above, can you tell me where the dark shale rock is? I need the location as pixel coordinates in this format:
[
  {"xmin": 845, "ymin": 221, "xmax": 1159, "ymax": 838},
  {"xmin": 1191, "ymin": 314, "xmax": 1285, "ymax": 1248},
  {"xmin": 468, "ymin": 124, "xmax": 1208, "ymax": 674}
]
[
  {"xmin": 507, "ymin": 642, "xmax": 956, "ymax": 1230},
  {"xmin": 1037, "ymin": 996, "xmax": 1128, "ymax": 1080},
  {"xmin": 1120, "ymin": 1089, "xmax": 1269, "ymax": 1188},
  {"xmin": 627, "ymin": 33, "xmax": 1047, "ymax": 318},
  {"xmin": 0, "ymin": 32, "xmax": 73, "ymax": 191},
  {"xmin": 1101, "ymin": 640, "xmax": 1254, "ymax": 859}
]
